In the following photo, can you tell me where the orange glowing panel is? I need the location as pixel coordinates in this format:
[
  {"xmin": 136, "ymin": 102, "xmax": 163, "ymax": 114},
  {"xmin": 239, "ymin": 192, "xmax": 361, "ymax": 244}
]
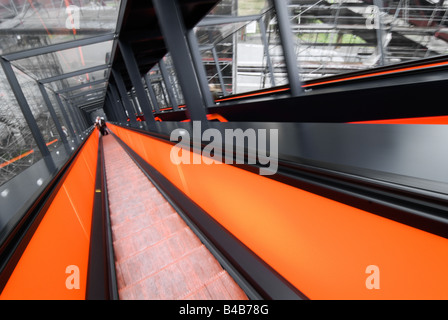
[
  {"xmin": 107, "ymin": 124, "xmax": 448, "ymax": 299},
  {"xmin": 0, "ymin": 132, "xmax": 99, "ymax": 300},
  {"xmin": 349, "ymin": 115, "xmax": 448, "ymax": 124}
]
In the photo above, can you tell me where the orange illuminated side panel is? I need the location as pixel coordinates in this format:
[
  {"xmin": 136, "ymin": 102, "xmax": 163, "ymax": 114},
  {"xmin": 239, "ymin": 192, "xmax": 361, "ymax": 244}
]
[
  {"xmin": 0, "ymin": 132, "xmax": 99, "ymax": 300},
  {"xmin": 349, "ymin": 115, "xmax": 448, "ymax": 124},
  {"xmin": 107, "ymin": 123, "xmax": 448, "ymax": 300}
]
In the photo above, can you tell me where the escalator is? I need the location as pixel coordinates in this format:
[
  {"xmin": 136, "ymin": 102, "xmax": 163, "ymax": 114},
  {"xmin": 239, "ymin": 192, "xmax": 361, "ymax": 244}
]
[{"xmin": 102, "ymin": 133, "xmax": 248, "ymax": 300}]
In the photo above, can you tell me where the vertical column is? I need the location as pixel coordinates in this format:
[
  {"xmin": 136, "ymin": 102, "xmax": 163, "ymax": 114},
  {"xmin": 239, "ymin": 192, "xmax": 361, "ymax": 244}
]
[
  {"xmin": 0, "ymin": 58, "xmax": 56, "ymax": 172},
  {"xmin": 56, "ymin": 93, "xmax": 77, "ymax": 143},
  {"xmin": 211, "ymin": 46, "xmax": 227, "ymax": 97},
  {"xmin": 373, "ymin": 0, "xmax": 386, "ymax": 66},
  {"xmin": 186, "ymin": 29, "xmax": 215, "ymax": 107},
  {"xmin": 272, "ymin": 0, "xmax": 303, "ymax": 97},
  {"xmin": 75, "ymin": 107, "xmax": 87, "ymax": 131},
  {"xmin": 80, "ymin": 109, "xmax": 90, "ymax": 129},
  {"xmin": 111, "ymin": 69, "xmax": 137, "ymax": 124},
  {"xmin": 152, "ymin": 0, "xmax": 208, "ymax": 124},
  {"xmin": 38, "ymin": 82, "xmax": 71, "ymax": 154},
  {"xmin": 118, "ymin": 39, "xmax": 157, "ymax": 128},
  {"xmin": 144, "ymin": 74, "xmax": 161, "ymax": 113},
  {"xmin": 109, "ymin": 82, "xmax": 128, "ymax": 122},
  {"xmin": 64, "ymin": 98, "xmax": 82, "ymax": 136},
  {"xmin": 130, "ymin": 91, "xmax": 142, "ymax": 115},
  {"xmin": 158, "ymin": 58, "xmax": 179, "ymax": 111},
  {"xmin": 258, "ymin": 17, "xmax": 276, "ymax": 87},
  {"xmin": 104, "ymin": 95, "xmax": 117, "ymax": 122},
  {"xmin": 72, "ymin": 104, "xmax": 86, "ymax": 132}
]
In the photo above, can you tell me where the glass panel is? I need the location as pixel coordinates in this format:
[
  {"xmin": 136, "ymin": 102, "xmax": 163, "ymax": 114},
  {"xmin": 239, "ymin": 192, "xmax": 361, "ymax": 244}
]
[
  {"xmin": 47, "ymin": 89, "xmax": 71, "ymax": 139},
  {"xmin": 147, "ymin": 65, "xmax": 171, "ymax": 109},
  {"xmin": 199, "ymin": 0, "xmax": 448, "ymax": 92},
  {"xmin": 163, "ymin": 54, "xmax": 185, "ymax": 106},
  {"xmin": 72, "ymin": 89, "xmax": 106, "ymax": 104},
  {"xmin": 13, "ymin": 65, "xmax": 62, "ymax": 152},
  {"xmin": 65, "ymin": 82, "xmax": 107, "ymax": 98},
  {"xmin": 196, "ymin": 22, "xmax": 248, "ymax": 46},
  {"xmin": 207, "ymin": 0, "xmax": 273, "ymax": 16},
  {"xmin": 48, "ymin": 68, "xmax": 109, "ymax": 92},
  {"xmin": 289, "ymin": 0, "xmax": 448, "ymax": 81},
  {"xmin": 60, "ymin": 97, "xmax": 78, "ymax": 135},
  {"xmin": 0, "ymin": 0, "xmax": 121, "ymax": 55},
  {"xmin": 195, "ymin": 7, "xmax": 286, "ymax": 96},
  {"xmin": 0, "ymin": 65, "xmax": 43, "ymax": 187},
  {"xmin": 11, "ymin": 40, "xmax": 113, "ymax": 81}
]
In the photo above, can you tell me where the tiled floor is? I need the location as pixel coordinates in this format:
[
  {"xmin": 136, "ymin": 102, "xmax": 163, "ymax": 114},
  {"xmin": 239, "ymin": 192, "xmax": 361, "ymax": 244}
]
[{"xmin": 102, "ymin": 134, "xmax": 248, "ymax": 300}]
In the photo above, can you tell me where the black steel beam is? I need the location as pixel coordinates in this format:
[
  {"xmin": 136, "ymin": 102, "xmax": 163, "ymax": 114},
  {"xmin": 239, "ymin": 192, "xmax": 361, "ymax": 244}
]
[
  {"xmin": 186, "ymin": 29, "xmax": 215, "ymax": 108},
  {"xmin": 3, "ymin": 34, "xmax": 116, "ymax": 62},
  {"xmin": 197, "ymin": 14, "xmax": 262, "ymax": 27},
  {"xmin": 38, "ymin": 82, "xmax": 71, "ymax": 154},
  {"xmin": 152, "ymin": 0, "xmax": 209, "ymax": 124},
  {"xmin": 144, "ymin": 74, "xmax": 161, "ymax": 114},
  {"xmin": 111, "ymin": 69, "xmax": 137, "ymax": 123},
  {"xmin": 56, "ymin": 93, "xmax": 77, "ymax": 142},
  {"xmin": 108, "ymin": 83, "xmax": 128, "ymax": 122},
  {"xmin": 68, "ymin": 88, "xmax": 106, "ymax": 100},
  {"xmin": 118, "ymin": 39, "xmax": 156, "ymax": 127},
  {"xmin": 158, "ymin": 58, "xmax": 179, "ymax": 111},
  {"xmin": 63, "ymin": 98, "xmax": 83, "ymax": 135},
  {"xmin": 57, "ymin": 79, "xmax": 108, "ymax": 94},
  {"xmin": 40, "ymin": 64, "xmax": 110, "ymax": 84},
  {"xmin": 259, "ymin": 17, "xmax": 276, "ymax": 87},
  {"xmin": 272, "ymin": 0, "xmax": 303, "ymax": 97}
]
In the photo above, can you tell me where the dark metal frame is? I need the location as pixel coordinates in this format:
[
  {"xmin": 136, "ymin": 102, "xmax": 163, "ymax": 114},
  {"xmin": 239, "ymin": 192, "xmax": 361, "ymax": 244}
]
[
  {"xmin": 2, "ymin": 34, "xmax": 116, "ymax": 62},
  {"xmin": 38, "ymin": 82, "xmax": 71, "ymax": 154},
  {"xmin": 158, "ymin": 58, "xmax": 179, "ymax": 111},
  {"xmin": 56, "ymin": 93, "xmax": 77, "ymax": 142},
  {"xmin": 0, "ymin": 58, "xmax": 56, "ymax": 173},
  {"xmin": 111, "ymin": 68, "xmax": 137, "ymax": 123},
  {"xmin": 68, "ymin": 88, "xmax": 107, "ymax": 100},
  {"xmin": 143, "ymin": 74, "xmax": 161, "ymax": 113},
  {"xmin": 40, "ymin": 64, "xmax": 110, "ymax": 84},
  {"xmin": 152, "ymin": 0, "xmax": 209, "ymax": 124},
  {"xmin": 108, "ymin": 82, "xmax": 128, "ymax": 122},
  {"xmin": 272, "ymin": 0, "xmax": 303, "ymax": 97},
  {"xmin": 117, "ymin": 39, "xmax": 156, "ymax": 127},
  {"xmin": 57, "ymin": 79, "xmax": 108, "ymax": 95},
  {"xmin": 186, "ymin": 29, "xmax": 215, "ymax": 108}
]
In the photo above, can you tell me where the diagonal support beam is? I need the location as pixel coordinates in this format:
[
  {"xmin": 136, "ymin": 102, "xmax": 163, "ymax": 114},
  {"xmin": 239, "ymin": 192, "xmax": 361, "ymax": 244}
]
[
  {"xmin": 153, "ymin": 0, "xmax": 208, "ymax": 124},
  {"xmin": 118, "ymin": 39, "xmax": 156, "ymax": 127},
  {"xmin": 3, "ymin": 33, "xmax": 115, "ymax": 61},
  {"xmin": 40, "ymin": 64, "xmax": 109, "ymax": 84}
]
